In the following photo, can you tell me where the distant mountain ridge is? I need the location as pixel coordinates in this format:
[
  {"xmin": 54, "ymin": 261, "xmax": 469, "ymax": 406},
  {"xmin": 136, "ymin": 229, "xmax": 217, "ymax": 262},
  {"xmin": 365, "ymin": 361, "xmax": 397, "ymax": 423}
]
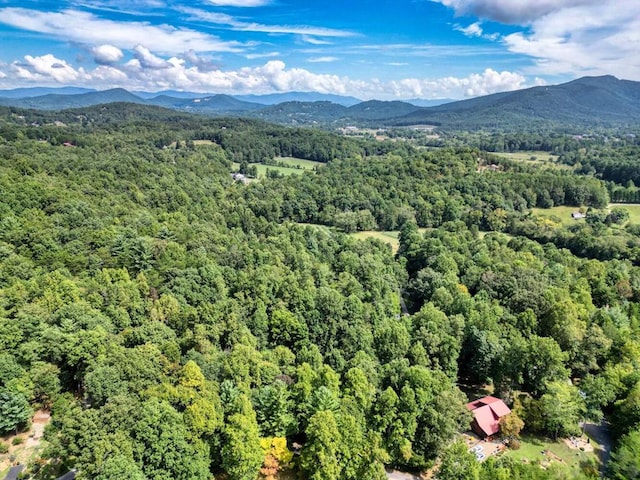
[
  {"xmin": 1, "ymin": 75, "xmax": 639, "ymax": 129},
  {"xmin": 392, "ymin": 75, "xmax": 640, "ymax": 129}
]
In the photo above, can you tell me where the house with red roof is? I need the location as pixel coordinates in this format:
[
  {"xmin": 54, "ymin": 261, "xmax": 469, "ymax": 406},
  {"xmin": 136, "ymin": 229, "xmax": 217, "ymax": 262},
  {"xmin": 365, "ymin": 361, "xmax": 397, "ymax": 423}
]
[{"xmin": 466, "ymin": 396, "xmax": 511, "ymax": 438}]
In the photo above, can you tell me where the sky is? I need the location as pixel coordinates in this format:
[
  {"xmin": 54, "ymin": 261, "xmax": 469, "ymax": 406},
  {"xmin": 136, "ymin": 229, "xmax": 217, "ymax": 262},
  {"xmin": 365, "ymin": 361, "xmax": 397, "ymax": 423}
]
[{"xmin": 0, "ymin": 0, "xmax": 638, "ymax": 100}]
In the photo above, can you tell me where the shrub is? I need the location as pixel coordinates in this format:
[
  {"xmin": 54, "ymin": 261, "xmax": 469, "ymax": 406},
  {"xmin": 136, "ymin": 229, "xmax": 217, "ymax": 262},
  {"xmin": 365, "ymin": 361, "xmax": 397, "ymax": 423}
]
[
  {"xmin": 0, "ymin": 442, "xmax": 9, "ymax": 454},
  {"xmin": 12, "ymin": 437, "xmax": 24, "ymax": 445},
  {"xmin": 508, "ymin": 438, "xmax": 521, "ymax": 450}
]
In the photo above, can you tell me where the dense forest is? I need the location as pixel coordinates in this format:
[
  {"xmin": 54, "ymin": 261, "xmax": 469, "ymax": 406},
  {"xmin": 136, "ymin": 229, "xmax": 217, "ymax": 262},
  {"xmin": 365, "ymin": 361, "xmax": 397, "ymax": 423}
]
[{"xmin": 0, "ymin": 104, "xmax": 639, "ymax": 480}]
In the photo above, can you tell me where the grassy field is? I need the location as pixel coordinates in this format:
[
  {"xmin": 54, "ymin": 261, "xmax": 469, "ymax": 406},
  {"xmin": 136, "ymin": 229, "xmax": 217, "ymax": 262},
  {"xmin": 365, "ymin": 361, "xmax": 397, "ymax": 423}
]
[
  {"xmin": 274, "ymin": 157, "xmax": 324, "ymax": 169},
  {"xmin": 532, "ymin": 204, "xmax": 640, "ymax": 226},
  {"xmin": 492, "ymin": 150, "xmax": 560, "ymax": 164},
  {"xmin": 531, "ymin": 206, "xmax": 584, "ymax": 226},
  {"xmin": 351, "ymin": 230, "xmax": 402, "ymax": 252},
  {"xmin": 609, "ymin": 203, "xmax": 640, "ymax": 224},
  {"xmin": 350, "ymin": 228, "xmax": 432, "ymax": 253},
  {"xmin": 231, "ymin": 157, "xmax": 324, "ymax": 179},
  {"xmin": 504, "ymin": 434, "xmax": 600, "ymax": 473}
]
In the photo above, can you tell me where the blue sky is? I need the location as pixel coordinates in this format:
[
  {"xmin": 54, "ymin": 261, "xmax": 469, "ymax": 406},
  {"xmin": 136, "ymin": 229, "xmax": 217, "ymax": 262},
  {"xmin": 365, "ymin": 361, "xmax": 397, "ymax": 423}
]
[{"xmin": 0, "ymin": 0, "xmax": 638, "ymax": 99}]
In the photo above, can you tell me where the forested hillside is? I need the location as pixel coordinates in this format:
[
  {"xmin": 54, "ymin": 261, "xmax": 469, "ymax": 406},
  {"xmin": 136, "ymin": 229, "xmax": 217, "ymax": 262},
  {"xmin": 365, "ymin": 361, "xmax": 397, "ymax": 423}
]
[
  {"xmin": 2, "ymin": 75, "xmax": 639, "ymax": 131},
  {"xmin": 0, "ymin": 105, "xmax": 639, "ymax": 480}
]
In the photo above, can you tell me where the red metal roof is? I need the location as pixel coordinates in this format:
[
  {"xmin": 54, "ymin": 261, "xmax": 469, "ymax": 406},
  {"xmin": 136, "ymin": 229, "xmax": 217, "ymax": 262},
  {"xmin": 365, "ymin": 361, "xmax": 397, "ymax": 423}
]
[{"xmin": 466, "ymin": 396, "xmax": 511, "ymax": 437}]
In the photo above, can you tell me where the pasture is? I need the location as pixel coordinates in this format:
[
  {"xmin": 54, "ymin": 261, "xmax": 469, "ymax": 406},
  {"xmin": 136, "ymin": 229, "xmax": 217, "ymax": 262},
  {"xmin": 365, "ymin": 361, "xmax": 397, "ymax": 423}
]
[
  {"xmin": 231, "ymin": 157, "xmax": 324, "ymax": 179},
  {"xmin": 492, "ymin": 150, "xmax": 559, "ymax": 164}
]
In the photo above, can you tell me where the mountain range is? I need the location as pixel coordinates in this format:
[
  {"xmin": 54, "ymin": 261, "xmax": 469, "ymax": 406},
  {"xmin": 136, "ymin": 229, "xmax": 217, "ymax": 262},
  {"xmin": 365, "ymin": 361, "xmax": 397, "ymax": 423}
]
[{"xmin": 1, "ymin": 75, "xmax": 638, "ymax": 130}]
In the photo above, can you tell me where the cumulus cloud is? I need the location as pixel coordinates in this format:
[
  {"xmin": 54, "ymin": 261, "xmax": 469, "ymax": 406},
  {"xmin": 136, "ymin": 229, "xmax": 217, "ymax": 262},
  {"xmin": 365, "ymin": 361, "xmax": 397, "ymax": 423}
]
[
  {"xmin": 0, "ymin": 49, "xmax": 533, "ymax": 99},
  {"xmin": 389, "ymin": 68, "xmax": 526, "ymax": 98},
  {"xmin": 432, "ymin": 0, "xmax": 599, "ymax": 24},
  {"xmin": 503, "ymin": 1, "xmax": 640, "ymax": 79},
  {"xmin": 91, "ymin": 44, "xmax": 124, "ymax": 65},
  {"xmin": 133, "ymin": 45, "xmax": 169, "ymax": 69},
  {"xmin": 435, "ymin": 0, "xmax": 640, "ymax": 81},
  {"xmin": 12, "ymin": 54, "xmax": 88, "ymax": 84},
  {"xmin": 0, "ymin": 8, "xmax": 244, "ymax": 54},
  {"xmin": 456, "ymin": 22, "xmax": 483, "ymax": 37}
]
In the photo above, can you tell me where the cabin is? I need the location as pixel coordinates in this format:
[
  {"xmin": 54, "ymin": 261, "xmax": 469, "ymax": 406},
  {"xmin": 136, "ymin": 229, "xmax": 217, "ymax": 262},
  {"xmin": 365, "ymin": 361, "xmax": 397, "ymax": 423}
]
[{"xmin": 466, "ymin": 396, "xmax": 511, "ymax": 438}]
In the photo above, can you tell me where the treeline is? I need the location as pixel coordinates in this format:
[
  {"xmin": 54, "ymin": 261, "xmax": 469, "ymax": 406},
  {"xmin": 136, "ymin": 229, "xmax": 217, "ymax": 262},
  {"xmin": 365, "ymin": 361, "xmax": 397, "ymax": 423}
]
[
  {"xmin": 0, "ymin": 104, "xmax": 408, "ymax": 165},
  {"xmin": 240, "ymin": 149, "xmax": 608, "ymax": 232}
]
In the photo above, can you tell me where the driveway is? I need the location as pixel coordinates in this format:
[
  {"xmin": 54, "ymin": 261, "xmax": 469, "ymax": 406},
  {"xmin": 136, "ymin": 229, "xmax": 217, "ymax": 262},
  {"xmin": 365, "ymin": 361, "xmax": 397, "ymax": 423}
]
[
  {"xmin": 582, "ymin": 420, "xmax": 612, "ymax": 465},
  {"xmin": 386, "ymin": 469, "xmax": 422, "ymax": 480},
  {"xmin": 3, "ymin": 465, "xmax": 24, "ymax": 480}
]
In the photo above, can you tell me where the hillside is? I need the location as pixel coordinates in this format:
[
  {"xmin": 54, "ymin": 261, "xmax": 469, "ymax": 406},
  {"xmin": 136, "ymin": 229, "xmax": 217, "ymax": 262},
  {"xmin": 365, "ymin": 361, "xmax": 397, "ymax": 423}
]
[
  {"xmin": 1, "ymin": 75, "xmax": 639, "ymax": 130},
  {"xmin": 147, "ymin": 94, "xmax": 264, "ymax": 112},
  {"xmin": 0, "ymin": 88, "xmax": 145, "ymax": 109},
  {"xmin": 394, "ymin": 75, "xmax": 640, "ymax": 129}
]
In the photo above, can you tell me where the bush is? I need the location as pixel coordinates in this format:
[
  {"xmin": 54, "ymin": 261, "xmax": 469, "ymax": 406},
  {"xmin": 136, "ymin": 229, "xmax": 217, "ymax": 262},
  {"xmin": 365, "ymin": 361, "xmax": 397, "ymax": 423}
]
[
  {"xmin": 508, "ymin": 438, "xmax": 521, "ymax": 450},
  {"xmin": 0, "ymin": 442, "xmax": 8, "ymax": 454},
  {"xmin": 12, "ymin": 437, "xmax": 24, "ymax": 445}
]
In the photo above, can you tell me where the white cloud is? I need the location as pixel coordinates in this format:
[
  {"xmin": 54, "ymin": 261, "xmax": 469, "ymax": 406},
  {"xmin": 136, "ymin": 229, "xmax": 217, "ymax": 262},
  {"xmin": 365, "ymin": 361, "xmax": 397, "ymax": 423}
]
[
  {"xmin": 307, "ymin": 56, "xmax": 339, "ymax": 63},
  {"xmin": 178, "ymin": 7, "xmax": 355, "ymax": 38},
  {"xmin": 435, "ymin": 0, "xmax": 640, "ymax": 80},
  {"xmin": 133, "ymin": 45, "xmax": 170, "ymax": 69},
  {"xmin": 206, "ymin": 0, "xmax": 269, "ymax": 6},
  {"xmin": 0, "ymin": 50, "xmax": 533, "ymax": 100},
  {"xmin": 0, "ymin": 8, "xmax": 244, "ymax": 54},
  {"xmin": 389, "ymin": 68, "xmax": 526, "ymax": 98},
  {"xmin": 91, "ymin": 44, "xmax": 124, "ymax": 65},
  {"xmin": 12, "ymin": 54, "xmax": 88, "ymax": 84},
  {"xmin": 245, "ymin": 52, "xmax": 281, "ymax": 59},
  {"xmin": 432, "ymin": 0, "xmax": 599, "ymax": 24},
  {"xmin": 456, "ymin": 22, "xmax": 483, "ymax": 37},
  {"xmin": 503, "ymin": 1, "xmax": 640, "ymax": 79},
  {"xmin": 300, "ymin": 36, "xmax": 333, "ymax": 45}
]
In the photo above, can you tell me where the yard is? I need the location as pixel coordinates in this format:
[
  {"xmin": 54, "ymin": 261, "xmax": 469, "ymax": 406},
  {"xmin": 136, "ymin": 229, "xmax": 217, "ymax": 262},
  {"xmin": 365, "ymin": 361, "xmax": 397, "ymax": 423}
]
[
  {"xmin": 532, "ymin": 203, "xmax": 640, "ymax": 227},
  {"xmin": 531, "ymin": 206, "xmax": 585, "ymax": 226},
  {"xmin": 503, "ymin": 433, "xmax": 601, "ymax": 473},
  {"xmin": 0, "ymin": 411, "xmax": 50, "ymax": 479},
  {"xmin": 609, "ymin": 203, "xmax": 640, "ymax": 224}
]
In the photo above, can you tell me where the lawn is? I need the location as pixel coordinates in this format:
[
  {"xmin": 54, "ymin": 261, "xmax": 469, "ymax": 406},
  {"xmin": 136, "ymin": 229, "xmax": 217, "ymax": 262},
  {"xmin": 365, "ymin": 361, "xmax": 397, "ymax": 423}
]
[
  {"xmin": 504, "ymin": 434, "xmax": 600, "ymax": 473},
  {"xmin": 532, "ymin": 204, "xmax": 640, "ymax": 227},
  {"xmin": 531, "ymin": 206, "xmax": 584, "ymax": 226},
  {"xmin": 609, "ymin": 203, "xmax": 640, "ymax": 224},
  {"xmin": 274, "ymin": 157, "xmax": 325, "ymax": 169}
]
